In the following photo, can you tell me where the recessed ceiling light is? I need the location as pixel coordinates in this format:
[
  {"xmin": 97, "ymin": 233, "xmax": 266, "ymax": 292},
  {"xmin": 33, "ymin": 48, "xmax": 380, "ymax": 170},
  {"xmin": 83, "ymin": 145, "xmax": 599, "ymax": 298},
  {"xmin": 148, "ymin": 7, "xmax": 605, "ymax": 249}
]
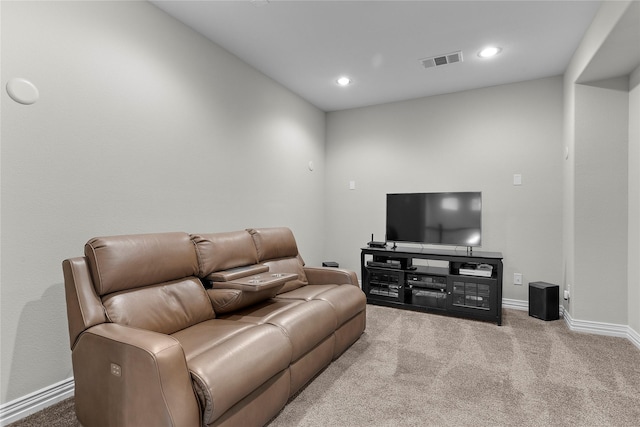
[
  {"xmin": 336, "ymin": 76, "xmax": 351, "ymax": 86},
  {"xmin": 250, "ymin": 0, "xmax": 269, "ymax": 7},
  {"xmin": 478, "ymin": 46, "xmax": 502, "ymax": 58}
]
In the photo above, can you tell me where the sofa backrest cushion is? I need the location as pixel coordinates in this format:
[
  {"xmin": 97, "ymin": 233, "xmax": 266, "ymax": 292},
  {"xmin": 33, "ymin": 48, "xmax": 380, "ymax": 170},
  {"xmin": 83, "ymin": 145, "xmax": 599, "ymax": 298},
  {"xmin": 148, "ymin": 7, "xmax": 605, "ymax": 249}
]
[
  {"xmin": 102, "ymin": 278, "xmax": 215, "ymax": 334},
  {"xmin": 248, "ymin": 227, "xmax": 308, "ymax": 292},
  {"xmin": 247, "ymin": 227, "xmax": 300, "ymax": 262},
  {"xmin": 191, "ymin": 231, "xmax": 259, "ymax": 278},
  {"xmin": 85, "ymin": 232, "xmax": 199, "ymax": 296}
]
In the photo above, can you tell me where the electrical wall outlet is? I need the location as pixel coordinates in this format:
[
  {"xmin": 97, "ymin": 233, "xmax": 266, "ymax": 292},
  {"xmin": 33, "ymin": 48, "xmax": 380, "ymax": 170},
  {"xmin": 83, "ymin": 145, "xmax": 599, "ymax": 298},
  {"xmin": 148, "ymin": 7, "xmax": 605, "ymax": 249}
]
[{"xmin": 514, "ymin": 273, "xmax": 522, "ymax": 285}]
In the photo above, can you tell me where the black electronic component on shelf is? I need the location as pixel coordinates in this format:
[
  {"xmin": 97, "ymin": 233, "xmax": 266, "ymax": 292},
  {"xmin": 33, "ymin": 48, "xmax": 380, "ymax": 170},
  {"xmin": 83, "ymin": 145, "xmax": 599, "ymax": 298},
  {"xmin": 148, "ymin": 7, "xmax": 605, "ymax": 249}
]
[
  {"xmin": 367, "ymin": 233, "xmax": 386, "ymax": 248},
  {"xmin": 361, "ymin": 246, "xmax": 503, "ymax": 325}
]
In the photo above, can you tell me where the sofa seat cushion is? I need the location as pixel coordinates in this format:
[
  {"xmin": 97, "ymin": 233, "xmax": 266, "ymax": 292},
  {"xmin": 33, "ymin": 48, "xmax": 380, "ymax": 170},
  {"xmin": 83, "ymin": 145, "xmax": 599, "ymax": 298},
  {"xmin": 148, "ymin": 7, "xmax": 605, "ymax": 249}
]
[
  {"xmin": 265, "ymin": 300, "xmax": 337, "ymax": 361},
  {"xmin": 277, "ymin": 285, "xmax": 366, "ymax": 327},
  {"xmin": 313, "ymin": 285, "xmax": 367, "ymax": 328},
  {"xmin": 220, "ymin": 299, "xmax": 304, "ymax": 324},
  {"xmin": 276, "ymin": 284, "xmax": 338, "ymax": 300},
  {"xmin": 171, "ymin": 319, "xmax": 256, "ymax": 361},
  {"xmin": 186, "ymin": 323, "xmax": 292, "ymax": 425},
  {"xmin": 223, "ymin": 299, "xmax": 337, "ymax": 361},
  {"xmin": 102, "ymin": 277, "xmax": 215, "ymax": 335}
]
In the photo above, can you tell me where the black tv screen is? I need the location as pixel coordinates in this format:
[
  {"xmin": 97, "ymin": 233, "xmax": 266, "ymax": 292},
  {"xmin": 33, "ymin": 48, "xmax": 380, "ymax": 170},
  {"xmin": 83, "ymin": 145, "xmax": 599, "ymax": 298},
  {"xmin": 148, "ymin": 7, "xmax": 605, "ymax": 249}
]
[{"xmin": 386, "ymin": 192, "xmax": 482, "ymax": 247}]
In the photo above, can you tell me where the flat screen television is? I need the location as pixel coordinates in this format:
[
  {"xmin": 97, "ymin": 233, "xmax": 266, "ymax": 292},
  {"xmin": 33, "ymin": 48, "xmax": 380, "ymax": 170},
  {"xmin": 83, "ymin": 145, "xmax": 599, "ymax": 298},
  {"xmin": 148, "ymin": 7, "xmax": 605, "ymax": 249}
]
[{"xmin": 386, "ymin": 192, "xmax": 482, "ymax": 247}]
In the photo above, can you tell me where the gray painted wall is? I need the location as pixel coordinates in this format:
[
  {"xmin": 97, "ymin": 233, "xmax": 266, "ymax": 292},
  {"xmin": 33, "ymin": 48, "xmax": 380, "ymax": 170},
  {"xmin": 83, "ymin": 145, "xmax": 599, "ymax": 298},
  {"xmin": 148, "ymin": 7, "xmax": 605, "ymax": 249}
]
[
  {"xmin": 563, "ymin": 0, "xmax": 638, "ymax": 327},
  {"xmin": 324, "ymin": 76, "xmax": 565, "ymax": 303},
  {"xmin": 1, "ymin": 1, "xmax": 325, "ymax": 402},
  {"xmin": 629, "ymin": 66, "xmax": 640, "ymax": 335},
  {"xmin": 574, "ymin": 78, "xmax": 629, "ymax": 324}
]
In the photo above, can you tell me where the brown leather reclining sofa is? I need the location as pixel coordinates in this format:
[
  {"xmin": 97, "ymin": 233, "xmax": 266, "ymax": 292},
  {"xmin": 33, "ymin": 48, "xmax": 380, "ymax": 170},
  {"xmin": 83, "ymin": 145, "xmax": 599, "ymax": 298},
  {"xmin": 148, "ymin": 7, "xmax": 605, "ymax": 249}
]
[{"xmin": 63, "ymin": 227, "xmax": 366, "ymax": 426}]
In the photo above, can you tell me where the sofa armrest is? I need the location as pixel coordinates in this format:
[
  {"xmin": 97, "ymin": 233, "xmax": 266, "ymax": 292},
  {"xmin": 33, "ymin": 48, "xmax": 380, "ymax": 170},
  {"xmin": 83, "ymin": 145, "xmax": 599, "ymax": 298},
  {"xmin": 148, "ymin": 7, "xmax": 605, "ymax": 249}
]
[
  {"xmin": 303, "ymin": 266, "xmax": 359, "ymax": 286},
  {"xmin": 72, "ymin": 323, "xmax": 200, "ymax": 427},
  {"xmin": 63, "ymin": 257, "xmax": 107, "ymax": 349}
]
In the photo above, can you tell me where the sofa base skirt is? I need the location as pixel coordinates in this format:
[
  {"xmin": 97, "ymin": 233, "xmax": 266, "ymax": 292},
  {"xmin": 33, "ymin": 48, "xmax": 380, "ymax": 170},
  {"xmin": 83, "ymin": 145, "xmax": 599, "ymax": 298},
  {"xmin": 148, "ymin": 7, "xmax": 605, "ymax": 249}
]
[
  {"xmin": 289, "ymin": 334, "xmax": 335, "ymax": 396},
  {"xmin": 210, "ymin": 369, "xmax": 290, "ymax": 427},
  {"xmin": 334, "ymin": 310, "xmax": 366, "ymax": 358}
]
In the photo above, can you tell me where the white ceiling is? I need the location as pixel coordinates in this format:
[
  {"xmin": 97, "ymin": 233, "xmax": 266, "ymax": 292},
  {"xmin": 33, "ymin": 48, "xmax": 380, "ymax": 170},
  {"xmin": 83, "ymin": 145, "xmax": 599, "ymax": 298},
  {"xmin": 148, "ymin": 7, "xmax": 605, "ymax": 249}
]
[{"xmin": 151, "ymin": 1, "xmax": 606, "ymax": 112}]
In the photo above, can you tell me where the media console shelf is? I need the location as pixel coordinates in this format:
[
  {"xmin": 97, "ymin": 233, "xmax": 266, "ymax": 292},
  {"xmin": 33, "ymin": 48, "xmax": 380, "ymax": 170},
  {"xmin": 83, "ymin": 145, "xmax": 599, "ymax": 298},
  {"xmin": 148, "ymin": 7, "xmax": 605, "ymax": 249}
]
[{"xmin": 361, "ymin": 246, "xmax": 503, "ymax": 325}]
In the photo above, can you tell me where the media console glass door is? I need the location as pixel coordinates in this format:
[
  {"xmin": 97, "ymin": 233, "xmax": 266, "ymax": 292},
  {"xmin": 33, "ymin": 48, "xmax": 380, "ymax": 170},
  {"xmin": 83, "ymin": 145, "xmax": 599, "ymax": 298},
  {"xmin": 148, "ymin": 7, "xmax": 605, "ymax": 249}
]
[
  {"xmin": 447, "ymin": 276, "xmax": 497, "ymax": 316},
  {"xmin": 364, "ymin": 268, "xmax": 404, "ymax": 303}
]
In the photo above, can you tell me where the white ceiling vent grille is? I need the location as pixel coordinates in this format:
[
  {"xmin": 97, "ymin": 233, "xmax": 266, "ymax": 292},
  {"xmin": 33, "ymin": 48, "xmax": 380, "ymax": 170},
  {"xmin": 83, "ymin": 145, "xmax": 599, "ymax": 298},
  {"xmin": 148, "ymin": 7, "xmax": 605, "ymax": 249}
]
[{"xmin": 421, "ymin": 51, "xmax": 463, "ymax": 69}]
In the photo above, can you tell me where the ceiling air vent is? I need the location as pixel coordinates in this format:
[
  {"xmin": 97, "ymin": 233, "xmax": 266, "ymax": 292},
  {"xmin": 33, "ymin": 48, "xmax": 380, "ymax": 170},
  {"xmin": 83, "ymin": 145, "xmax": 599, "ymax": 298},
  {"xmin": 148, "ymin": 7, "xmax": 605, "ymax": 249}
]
[{"xmin": 421, "ymin": 51, "xmax": 463, "ymax": 69}]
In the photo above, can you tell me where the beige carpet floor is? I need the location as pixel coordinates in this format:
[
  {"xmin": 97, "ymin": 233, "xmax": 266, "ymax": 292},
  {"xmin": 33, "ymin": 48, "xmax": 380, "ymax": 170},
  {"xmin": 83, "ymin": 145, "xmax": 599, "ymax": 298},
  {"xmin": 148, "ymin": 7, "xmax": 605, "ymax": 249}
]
[
  {"xmin": 8, "ymin": 305, "xmax": 640, "ymax": 426},
  {"xmin": 269, "ymin": 306, "xmax": 640, "ymax": 426}
]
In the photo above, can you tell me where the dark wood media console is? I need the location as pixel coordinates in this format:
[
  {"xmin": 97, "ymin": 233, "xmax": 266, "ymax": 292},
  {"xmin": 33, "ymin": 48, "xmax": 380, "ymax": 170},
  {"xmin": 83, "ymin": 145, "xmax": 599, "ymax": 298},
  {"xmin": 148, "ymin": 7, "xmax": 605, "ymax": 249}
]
[{"xmin": 361, "ymin": 246, "xmax": 503, "ymax": 325}]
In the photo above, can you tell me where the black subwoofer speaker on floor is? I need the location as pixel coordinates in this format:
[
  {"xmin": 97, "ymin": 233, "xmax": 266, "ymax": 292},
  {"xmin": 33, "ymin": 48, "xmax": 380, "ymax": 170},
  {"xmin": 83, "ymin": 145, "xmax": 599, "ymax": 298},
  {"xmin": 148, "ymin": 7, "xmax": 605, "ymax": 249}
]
[{"xmin": 529, "ymin": 281, "xmax": 559, "ymax": 320}]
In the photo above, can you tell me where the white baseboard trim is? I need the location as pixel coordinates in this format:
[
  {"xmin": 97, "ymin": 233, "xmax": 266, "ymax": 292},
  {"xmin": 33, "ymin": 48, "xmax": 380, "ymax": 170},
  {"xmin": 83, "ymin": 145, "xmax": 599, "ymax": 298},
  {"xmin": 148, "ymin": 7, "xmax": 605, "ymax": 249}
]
[
  {"xmin": 0, "ymin": 377, "xmax": 74, "ymax": 426},
  {"xmin": 628, "ymin": 326, "xmax": 640, "ymax": 350},
  {"xmin": 503, "ymin": 298, "xmax": 566, "ymax": 317},
  {"xmin": 562, "ymin": 310, "xmax": 628, "ymax": 337},
  {"xmin": 563, "ymin": 310, "xmax": 640, "ymax": 350},
  {"xmin": 503, "ymin": 297, "xmax": 640, "ymax": 351},
  {"xmin": 502, "ymin": 298, "xmax": 529, "ymax": 311}
]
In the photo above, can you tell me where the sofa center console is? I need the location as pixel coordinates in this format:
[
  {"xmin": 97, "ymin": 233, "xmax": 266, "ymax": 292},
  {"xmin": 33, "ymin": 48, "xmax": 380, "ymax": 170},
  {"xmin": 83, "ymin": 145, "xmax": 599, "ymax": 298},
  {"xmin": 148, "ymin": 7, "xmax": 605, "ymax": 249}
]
[
  {"xmin": 214, "ymin": 273, "xmax": 298, "ymax": 292},
  {"xmin": 361, "ymin": 246, "xmax": 503, "ymax": 325}
]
